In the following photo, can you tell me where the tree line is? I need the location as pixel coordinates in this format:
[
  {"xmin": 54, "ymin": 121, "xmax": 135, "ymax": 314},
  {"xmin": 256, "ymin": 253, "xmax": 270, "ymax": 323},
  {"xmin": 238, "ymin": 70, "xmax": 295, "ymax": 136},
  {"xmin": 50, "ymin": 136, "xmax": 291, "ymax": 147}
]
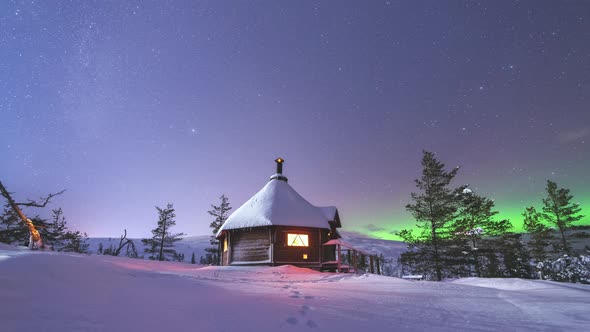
[
  {"xmin": 397, "ymin": 151, "xmax": 589, "ymax": 283},
  {"xmin": 0, "ymin": 182, "xmax": 232, "ymax": 265}
]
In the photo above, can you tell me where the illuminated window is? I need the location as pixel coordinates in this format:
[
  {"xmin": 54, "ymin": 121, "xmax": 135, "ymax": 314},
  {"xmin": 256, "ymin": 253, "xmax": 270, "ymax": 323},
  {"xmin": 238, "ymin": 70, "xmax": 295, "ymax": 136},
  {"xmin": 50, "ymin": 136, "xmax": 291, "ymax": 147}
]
[
  {"xmin": 223, "ymin": 237, "xmax": 228, "ymax": 252},
  {"xmin": 287, "ymin": 233, "xmax": 309, "ymax": 247},
  {"xmin": 302, "ymin": 254, "xmax": 308, "ymax": 260}
]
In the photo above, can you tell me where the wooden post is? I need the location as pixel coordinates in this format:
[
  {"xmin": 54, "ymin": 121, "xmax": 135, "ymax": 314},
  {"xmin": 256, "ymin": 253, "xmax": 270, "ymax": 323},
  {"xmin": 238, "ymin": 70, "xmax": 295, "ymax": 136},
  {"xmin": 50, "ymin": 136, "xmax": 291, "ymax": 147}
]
[
  {"xmin": 337, "ymin": 243, "xmax": 342, "ymax": 272},
  {"xmin": 269, "ymin": 227, "xmax": 274, "ymax": 265},
  {"xmin": 217, "ymin": 239, "xmax": 223, "ymax": 266},
  {"xmin": 370, "ymin": 255, "xmax": 374, "ymax": 274},
  {"xmin": 376, "ymin": 256, "xmax": 381, "ymax": 275},
  {"xmin": 227, "ymin": 232, "xmax": 232, "ymax": 265},
  {"xmin": 352, "ymin": 250, "xmax": 357, "ymax": 273},
  {"xmin": 318, "ymin": 229, "xmax": 321, "ymax": 267},
  {"xmin": 0, "ymin": 181, "xmax": 42, "ymax": 249}
]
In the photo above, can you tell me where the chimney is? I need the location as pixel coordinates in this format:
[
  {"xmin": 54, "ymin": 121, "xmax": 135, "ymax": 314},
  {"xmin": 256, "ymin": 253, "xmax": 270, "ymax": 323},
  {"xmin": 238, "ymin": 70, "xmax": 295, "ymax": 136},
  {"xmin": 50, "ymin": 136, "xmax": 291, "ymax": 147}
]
[
  {"xmin": 275, "ymin": 158, "xmax": 284, "ymax": 174},
  {"xmin": 270, "ymin": 158, "xmax": 288, "ymax": 182}
]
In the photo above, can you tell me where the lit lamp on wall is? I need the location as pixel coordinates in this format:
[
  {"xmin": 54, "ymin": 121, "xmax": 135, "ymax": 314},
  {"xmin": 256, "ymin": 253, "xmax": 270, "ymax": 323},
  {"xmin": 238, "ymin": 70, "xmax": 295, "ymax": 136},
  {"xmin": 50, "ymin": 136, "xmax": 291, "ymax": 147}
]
[{"xmin": 302, "ymin": 254, "xmax": 308, "ymax": 260}]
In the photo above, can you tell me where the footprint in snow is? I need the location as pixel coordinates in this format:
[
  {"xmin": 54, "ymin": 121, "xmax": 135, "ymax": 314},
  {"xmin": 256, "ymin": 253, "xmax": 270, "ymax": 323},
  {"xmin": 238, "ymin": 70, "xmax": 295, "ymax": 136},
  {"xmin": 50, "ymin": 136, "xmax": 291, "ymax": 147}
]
[
  {"xmin": 306, "ymin": 320, "xmax": 318, "ymax": 328},
  {"xmin": 299, "ymin": 304, "xmax": 313, "ymax": 315}
]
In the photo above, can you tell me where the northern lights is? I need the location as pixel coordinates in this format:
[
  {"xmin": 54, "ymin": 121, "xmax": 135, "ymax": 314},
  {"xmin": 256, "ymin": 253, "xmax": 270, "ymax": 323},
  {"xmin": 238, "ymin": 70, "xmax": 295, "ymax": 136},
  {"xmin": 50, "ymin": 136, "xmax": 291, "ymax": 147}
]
[
  {"xmin": 350, "ymin": 196, "xmax": 590, "ymax": 241},
  {"xmin": 1, "ymin": 1, "xmax": 589, "ymax": 239}
]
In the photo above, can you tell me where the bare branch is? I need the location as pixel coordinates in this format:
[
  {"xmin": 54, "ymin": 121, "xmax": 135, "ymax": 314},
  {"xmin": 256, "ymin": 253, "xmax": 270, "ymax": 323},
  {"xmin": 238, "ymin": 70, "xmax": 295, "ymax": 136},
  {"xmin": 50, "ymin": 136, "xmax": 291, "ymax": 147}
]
[
  {"xmin": 15, "ymin": 189, "xmax": 66, "ymax": 208},
  {"xmin": 114, "ymin": 229, "xmax": 137, "ymax": 257}
]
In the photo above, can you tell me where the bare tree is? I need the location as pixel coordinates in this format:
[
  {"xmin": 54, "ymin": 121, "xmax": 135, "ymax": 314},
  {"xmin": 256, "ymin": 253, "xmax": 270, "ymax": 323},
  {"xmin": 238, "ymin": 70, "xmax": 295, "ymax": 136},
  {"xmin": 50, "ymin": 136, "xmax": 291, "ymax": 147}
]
[{"xmin": 112, "ymin": 229, "xmax": 138, "ymax": 258}]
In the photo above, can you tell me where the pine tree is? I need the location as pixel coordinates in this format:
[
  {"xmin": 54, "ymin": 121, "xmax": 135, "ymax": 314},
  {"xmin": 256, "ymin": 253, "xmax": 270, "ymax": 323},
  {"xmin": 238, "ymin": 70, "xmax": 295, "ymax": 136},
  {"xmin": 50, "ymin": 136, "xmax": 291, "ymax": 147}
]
[
  {"xmin": 41, "ymin": 208, "xmax": 68, "ymax": 250},
  {"xmin": 499, "ymin": 233, "xmax": 532, "ymax": 278},
  {"xmin": 523, "ymin": 206, "xmax": 551, "ymax": 263},
  {"xmin": 400, "ymin": 151, "xmax": 464, "ymax": 281},
  {"xmin": 98, "ymin": 242, "xmax": 104, "ymax": 254},
  {"xmin": 60, "ymin": 230, "xmax": 90, "ymax": 253},
  {"xmin": 0, "ymin": 207, "xmax": 29, "ymax": 245},
  {"xmin": 541, "ymin": 180, "xmax": 584, "ymax": 254},
  {"xmin": 358, "ymin": 253, "xmax": 368, "ymax": 272},
  {"xmin": 451, "ymin": 191, "xmax": 511, "ymax": 277},
  {"xmin": 141, "ymin": 203, "xmax": 185, "ymax": 261},
  {"xmin": 191, "ymin": 252, "xmax": 196, "ymax": 264},
  {"xmin": 482, "ymin": 250, "xmax": 501, "ymax": 278},
  {"xmin": 205, "ymin": 195, "xmax": 232, "ymax": 265}
]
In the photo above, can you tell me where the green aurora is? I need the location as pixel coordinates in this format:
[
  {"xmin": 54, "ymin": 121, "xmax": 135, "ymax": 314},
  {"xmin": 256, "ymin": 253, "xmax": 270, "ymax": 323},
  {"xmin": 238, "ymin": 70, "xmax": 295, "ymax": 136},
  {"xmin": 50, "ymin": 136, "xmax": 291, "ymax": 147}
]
[{"xmin": 349, "ymin": 194, "xmax": 590, "ymax": 242}]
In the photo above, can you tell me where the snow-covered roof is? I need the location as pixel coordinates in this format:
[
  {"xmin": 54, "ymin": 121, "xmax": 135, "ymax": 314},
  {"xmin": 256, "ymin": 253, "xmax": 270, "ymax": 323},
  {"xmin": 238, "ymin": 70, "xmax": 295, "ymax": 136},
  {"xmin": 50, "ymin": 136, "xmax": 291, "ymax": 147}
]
[
  {"xmin": 318, "ymin": 206, "xmax": 336, "ymax": 220},
  {"xmin": 217, "ymin": 178, "xmax": 339, "ymax": 237}
]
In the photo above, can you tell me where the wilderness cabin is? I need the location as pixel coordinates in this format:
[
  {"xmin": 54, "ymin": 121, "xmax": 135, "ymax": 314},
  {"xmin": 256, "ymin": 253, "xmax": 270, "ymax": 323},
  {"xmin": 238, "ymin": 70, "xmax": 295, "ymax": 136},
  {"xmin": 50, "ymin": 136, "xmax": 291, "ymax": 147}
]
[{"xmin": 216, "ymin": 158, "xmax": 342, "ymax": 268}]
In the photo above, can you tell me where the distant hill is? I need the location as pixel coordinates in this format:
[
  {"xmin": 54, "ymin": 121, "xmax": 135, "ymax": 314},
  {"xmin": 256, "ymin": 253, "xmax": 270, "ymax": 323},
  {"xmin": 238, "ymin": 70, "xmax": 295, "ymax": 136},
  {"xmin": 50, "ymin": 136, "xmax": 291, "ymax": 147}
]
[
  {"xmin": 339, "ymin": 231, "xmax": 406, "ymax": 259},
  {"xmin": 87, "ymin": 235, "xmax": 211, "ymax": 261},
  {"xmin": 87, "ymin": 231, "xmax": 405, "ymax": 266}
]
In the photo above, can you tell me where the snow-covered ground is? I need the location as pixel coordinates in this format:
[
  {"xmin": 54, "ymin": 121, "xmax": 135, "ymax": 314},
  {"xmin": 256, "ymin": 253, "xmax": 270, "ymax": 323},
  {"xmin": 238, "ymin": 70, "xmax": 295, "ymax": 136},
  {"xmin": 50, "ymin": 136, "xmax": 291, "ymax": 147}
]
[{"xmin": 1, "ymin": 244, "xmax": 589, "ymax": 331}]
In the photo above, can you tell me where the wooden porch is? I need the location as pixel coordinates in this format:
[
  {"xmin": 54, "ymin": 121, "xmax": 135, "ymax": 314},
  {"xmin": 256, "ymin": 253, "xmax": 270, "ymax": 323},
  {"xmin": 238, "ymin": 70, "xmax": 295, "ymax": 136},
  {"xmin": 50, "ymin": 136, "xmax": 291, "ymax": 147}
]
[{"xmin": 320, "ymin": 239, "xmax": 381, "ymax": 274}]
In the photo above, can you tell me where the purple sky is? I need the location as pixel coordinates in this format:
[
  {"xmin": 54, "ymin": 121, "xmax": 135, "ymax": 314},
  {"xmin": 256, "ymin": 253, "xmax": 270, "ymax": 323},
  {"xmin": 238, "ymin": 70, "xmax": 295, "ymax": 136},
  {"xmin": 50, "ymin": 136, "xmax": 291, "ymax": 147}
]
[{"xmin": 1, "ymin": 1, "xmax": 589, "ymax": 239}]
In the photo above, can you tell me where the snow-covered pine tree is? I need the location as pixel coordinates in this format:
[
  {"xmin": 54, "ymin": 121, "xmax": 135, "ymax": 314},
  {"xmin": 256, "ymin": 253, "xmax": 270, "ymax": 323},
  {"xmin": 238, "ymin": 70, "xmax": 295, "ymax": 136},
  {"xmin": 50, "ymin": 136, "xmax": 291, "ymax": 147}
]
[
  {"xmin": 205, "ymin": 195, "xmax": 232, "ymax": 265},
  {"xmin": 400, "ymin": 151, "xmax": 464, "ymax": 281},
  {"xmin": 451, "ymin": 191, "xmax": 511, "ymax": 277},
  {"xmin": 541, "ymin": 254, "xmax": 590, "ymax": 283},
  {"xmin": 541, "ymin": 180, "xmax": 584, "ymax": 254},
  {"xmin": 141, "ymin": 203, "xmax": 185, "ymax": 261},
  {"xmin": 191, "ymin": 252, "xmax": 196, "ymax": 264},
  {"xmin": 523, "ymin": 206, "xmax": 552, "ymax": 263}
]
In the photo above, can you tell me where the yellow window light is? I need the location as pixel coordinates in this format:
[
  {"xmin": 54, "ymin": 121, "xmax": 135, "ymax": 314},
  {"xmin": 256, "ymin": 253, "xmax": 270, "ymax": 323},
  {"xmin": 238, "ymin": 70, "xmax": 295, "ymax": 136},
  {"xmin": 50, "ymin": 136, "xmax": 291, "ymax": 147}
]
[{"xmin": 287, "ymin": 233, "xmax": 309, "ymax": 247}]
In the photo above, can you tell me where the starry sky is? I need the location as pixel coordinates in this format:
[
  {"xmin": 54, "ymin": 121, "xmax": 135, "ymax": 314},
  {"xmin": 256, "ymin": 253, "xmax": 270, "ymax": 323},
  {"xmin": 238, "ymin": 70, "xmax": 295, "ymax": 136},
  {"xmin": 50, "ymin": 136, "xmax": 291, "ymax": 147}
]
[{"xmin": 1, "ymin": 1, "xmax": 589, "ymax": 239}]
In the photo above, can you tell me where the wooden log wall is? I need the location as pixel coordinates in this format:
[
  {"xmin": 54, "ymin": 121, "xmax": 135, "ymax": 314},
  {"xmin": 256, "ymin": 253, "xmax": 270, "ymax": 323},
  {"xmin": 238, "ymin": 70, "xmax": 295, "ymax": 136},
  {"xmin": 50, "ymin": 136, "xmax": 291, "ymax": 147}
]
[{"xmin": 230, "ymin": 227, "xmax": 271, "ymax": 263}]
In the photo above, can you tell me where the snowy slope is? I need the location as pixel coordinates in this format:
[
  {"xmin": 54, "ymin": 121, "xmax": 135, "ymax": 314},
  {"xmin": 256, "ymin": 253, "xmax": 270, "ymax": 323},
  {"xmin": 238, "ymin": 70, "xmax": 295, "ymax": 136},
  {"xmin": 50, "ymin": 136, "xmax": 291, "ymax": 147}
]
[{"xmin": 1, "ymin": 245, "xmax": 589, "ymax": 332}]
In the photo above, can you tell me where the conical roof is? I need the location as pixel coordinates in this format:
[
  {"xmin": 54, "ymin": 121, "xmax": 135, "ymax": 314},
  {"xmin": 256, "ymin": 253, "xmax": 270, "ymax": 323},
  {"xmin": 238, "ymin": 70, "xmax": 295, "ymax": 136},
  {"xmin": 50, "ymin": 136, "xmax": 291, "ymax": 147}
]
[{"xmin": 217, "ymin": 177, "xmax": 336, "ymax": 237}]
